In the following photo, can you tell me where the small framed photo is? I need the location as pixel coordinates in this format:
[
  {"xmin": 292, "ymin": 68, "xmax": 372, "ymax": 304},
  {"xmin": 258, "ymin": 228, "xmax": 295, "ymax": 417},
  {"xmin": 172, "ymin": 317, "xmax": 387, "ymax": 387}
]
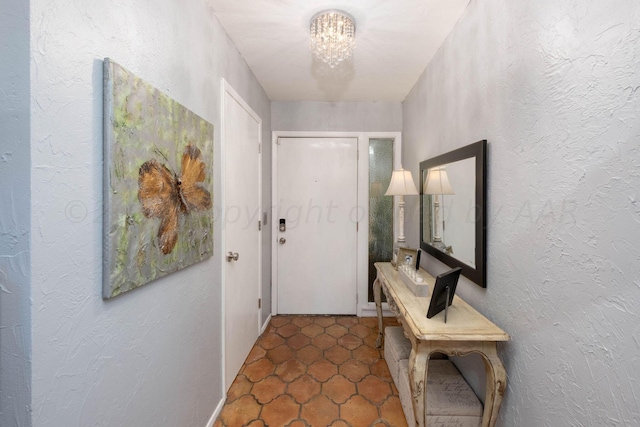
[
  {"xmin": 427, "ymin": 267, "xmax": 462, "ymax": 322},
  {"xmin": 396, "ymin": 247, "xmax": 418, "ymax": 270}
]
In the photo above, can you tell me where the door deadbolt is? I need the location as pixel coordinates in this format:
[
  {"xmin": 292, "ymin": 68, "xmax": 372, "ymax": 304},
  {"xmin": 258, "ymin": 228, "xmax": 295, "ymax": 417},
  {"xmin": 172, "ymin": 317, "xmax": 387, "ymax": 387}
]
[
  {"xmin": 279, "ymin": 238, "xmax": 286, "ymax": 245},
  {"xmin": 226, "ymin": 251, "xmax": 239, "ymax": 262}
]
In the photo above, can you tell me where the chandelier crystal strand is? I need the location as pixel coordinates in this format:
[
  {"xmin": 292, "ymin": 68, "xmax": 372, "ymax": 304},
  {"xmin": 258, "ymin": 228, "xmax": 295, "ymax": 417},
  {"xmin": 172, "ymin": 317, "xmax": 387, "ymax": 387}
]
[{"xmin": 310, "ymin": 10, "xmax": 356, "ymax": 68}]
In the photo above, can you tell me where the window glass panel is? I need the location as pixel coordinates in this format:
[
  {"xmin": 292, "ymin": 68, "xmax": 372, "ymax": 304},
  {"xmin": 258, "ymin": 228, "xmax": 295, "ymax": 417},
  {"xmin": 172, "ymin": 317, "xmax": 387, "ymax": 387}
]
[{"xmin": 368, "ymin": 138, "xmax": 394, "ymax": 302}]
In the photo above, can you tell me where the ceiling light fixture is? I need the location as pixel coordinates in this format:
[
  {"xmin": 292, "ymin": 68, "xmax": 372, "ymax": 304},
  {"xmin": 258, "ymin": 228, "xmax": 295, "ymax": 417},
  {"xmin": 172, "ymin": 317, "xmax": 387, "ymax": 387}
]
[{"xmin": 310, "ymin": 10, "xmax": 356, "ymax": 68}]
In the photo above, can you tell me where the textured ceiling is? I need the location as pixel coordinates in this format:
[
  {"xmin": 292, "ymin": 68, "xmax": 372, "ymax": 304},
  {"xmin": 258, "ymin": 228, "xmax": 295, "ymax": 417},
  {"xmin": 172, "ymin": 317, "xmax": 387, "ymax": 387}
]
[{"xmin": 209, "ymin": 0, "xmax": 471, "ymax": 102}]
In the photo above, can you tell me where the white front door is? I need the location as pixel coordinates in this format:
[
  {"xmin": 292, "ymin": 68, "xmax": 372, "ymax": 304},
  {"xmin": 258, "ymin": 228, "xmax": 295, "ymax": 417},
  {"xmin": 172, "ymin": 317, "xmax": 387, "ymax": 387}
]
[
  {"xmin": 275, "ymin": 137, "xmax": 358, "ymax": 315},
  {"xmin": 223, "ymin": 82, "xmax": 261, "ymax": 389}
]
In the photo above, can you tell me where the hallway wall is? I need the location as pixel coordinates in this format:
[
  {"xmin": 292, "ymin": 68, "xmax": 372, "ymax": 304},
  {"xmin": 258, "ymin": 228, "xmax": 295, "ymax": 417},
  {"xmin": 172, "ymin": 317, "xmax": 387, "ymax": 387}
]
[
  {"xmin": 403, "ymin": 0, "xmax": 640, "ymax": 425},
  {"xmin": 28, "ymin": 0, "xmax": 270, "ymax": 426},
  {"xmin": 0, "ymin": 0, "xmax": 31, "ymax": 425},
  {"xmin": 272, "ymin": 101, "xmax": 401, "ymax": 132}
]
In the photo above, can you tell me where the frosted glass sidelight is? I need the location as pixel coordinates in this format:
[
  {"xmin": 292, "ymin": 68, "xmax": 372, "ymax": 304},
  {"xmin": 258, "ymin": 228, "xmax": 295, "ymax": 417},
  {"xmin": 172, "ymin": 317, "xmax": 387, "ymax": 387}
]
[{"xmin": 368, "ymin": 138, "xmax": 394, "ymax": 302}]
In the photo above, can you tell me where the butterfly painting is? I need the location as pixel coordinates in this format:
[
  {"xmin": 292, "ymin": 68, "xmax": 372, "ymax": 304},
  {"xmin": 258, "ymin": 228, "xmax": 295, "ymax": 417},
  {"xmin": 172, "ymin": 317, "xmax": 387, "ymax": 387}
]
[
  {"xmin": 103, "ymin": 58, "xmax": 214, "ymax": 299},
  {"xmin": 138, "ymin": 145, "xmax": 212, "ymax": 255}
]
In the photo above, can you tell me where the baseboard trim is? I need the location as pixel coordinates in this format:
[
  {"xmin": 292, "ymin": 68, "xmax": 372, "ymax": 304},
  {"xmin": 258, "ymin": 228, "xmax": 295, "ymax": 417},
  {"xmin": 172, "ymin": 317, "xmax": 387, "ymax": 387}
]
[
  {"xmin": 205, "ymin": 397, "xmax": 226, "ymax": 427},
  {"xmin": 261, "ymin": 313, "xmax": 272, "ymax": 334},
  {"xmin": 359, "ymin": 302, "xmax": 394, "ymax": 318}
]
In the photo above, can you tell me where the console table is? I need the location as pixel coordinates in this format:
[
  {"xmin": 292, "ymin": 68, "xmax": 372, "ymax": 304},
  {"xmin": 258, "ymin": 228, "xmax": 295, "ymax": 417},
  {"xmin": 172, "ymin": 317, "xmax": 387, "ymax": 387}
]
[{"xmin": 373, "ymin": 262, "xmax": 510, "ymax": 427}]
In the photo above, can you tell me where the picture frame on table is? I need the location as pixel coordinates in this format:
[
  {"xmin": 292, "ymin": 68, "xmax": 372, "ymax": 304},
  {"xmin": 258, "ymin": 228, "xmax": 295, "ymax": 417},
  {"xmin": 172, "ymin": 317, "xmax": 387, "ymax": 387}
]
[
  {"xmin": 395, "ymin": 247, "xmax": 418, "ymax": 270},
  {"xmin": 427, "ymin": 267, "xmax": 463, "ymax": 322}
]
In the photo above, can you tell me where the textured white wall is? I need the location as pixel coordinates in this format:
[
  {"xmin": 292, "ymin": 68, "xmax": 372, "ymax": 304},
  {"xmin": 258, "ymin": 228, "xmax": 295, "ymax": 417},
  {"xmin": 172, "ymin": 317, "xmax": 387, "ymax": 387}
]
[
  {"xmin": 28, "ymin": 0, "xmax": 270, "ymax": 426},
  {"xmin": 0, "ymin": 0, "xmax": 31, "ymax": 425},
  {"xmin": 272, "ymin": 101, "xmax": 402, "ymax": 131},
  {"xmin": 404, "ymin": 0, "xmax": 640, "ymax": 425}
]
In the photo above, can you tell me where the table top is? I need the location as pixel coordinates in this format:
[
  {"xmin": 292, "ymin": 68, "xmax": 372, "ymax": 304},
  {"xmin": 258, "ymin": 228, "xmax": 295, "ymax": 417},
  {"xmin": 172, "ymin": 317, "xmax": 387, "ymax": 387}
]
[{"xmin": 376, "ymin": 262, "xmax": 510, "ymax": 342}]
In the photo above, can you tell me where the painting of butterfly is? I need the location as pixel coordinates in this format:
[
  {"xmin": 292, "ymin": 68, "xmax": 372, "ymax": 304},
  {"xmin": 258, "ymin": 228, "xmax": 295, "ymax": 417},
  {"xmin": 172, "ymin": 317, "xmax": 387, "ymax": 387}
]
[
  {"xmin": 103, "ymin": 59, "xmax": 214, "ymax": 299},
  {"xmin": 138, "ymin": 145, "xmax": 212, "ymax": 254}
]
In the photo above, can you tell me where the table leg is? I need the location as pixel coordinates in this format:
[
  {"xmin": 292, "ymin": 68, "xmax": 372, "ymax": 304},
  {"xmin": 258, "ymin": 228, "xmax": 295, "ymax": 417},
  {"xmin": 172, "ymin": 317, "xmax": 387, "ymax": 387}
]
[
  {"xmin": 373, "ymin": 277, "xmax": 383, "ymax": 348},
  {"xmin": 408, "ymin": 340, "xmax": 431, "ymax": 427},
  {"xmin": 480, "ymin": 342, "xmax": 507, "ymax": 427}
]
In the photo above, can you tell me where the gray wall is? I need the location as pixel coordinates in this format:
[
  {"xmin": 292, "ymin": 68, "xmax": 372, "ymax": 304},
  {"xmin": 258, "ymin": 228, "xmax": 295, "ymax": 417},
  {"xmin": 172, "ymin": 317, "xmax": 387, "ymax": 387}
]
[
  {"xmin": 0, "ymin": 0, "xmax": 31, "ymax": 425},
  {"xmin": 403, "ymin": 0, "xmax": 640, "ymax": 425},
  {"xmin": 272, "ymin": 101, "xmax": 402, "ymax": 131},
  {"xmin": 27, "ymin": 0, "xmax": 270, "ymax": 426}
]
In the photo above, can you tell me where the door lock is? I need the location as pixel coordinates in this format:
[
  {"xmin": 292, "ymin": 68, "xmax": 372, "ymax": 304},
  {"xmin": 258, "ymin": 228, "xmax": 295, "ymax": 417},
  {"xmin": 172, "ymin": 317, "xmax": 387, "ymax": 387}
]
[
  {"xmin": 279, "ymin": 238, "xmax": 286, "ymax": 245},
  {"xmin": 226, "ymin": 251, "xmax": 239, "ymax": 262}
]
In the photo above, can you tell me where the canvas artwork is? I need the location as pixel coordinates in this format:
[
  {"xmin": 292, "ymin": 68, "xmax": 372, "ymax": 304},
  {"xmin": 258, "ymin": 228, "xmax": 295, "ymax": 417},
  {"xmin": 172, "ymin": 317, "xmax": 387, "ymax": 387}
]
[{"xmin": 103, "ymin": 58, "xmax": 214, "ymax": 299}]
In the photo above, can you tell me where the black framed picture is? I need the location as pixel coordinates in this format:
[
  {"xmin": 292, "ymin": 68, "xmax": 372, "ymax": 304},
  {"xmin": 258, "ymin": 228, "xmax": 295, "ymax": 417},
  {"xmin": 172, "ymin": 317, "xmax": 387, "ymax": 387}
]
[{"xmin": 426, "ymin": 267, "xmax": 462, "ymax": 320}]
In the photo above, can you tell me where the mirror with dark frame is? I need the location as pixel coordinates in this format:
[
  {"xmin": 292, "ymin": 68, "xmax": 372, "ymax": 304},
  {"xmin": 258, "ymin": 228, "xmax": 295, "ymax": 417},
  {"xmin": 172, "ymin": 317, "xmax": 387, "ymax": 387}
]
[{"xmin": 420, "ymin": 140, "xmax": 487, "ymax": 288}]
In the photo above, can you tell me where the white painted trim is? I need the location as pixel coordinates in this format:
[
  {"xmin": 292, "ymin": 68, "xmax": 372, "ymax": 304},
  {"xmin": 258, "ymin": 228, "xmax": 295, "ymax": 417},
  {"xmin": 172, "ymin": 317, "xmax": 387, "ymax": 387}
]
[
  {"xmin": 356, "ymin": 133, "xmax": 369, "ymax": 316},
  {"xmin": 221, "ymin": 79, "xmax": 262, "ymax": 393},
  {"xmin": 360, "ymin": 302, "xmax": 395, "ymax": 318},
  {"xmin": 219, "ymin": 78, "xmax": 227, "ymax": 399},
  {"xmin": 205, "ymin": 397, "xmax": 226, "ymax": 427},
  {"xmin": 261, "ymin": 313, "xmax": 272, "ymax": 334},
  {"xmin": 271, "ymin": 132, "xmax": 278, "ymax": 316},
  {"xmin": 357, "ymin": 132, "xmax": 402, "ymax": 317}
]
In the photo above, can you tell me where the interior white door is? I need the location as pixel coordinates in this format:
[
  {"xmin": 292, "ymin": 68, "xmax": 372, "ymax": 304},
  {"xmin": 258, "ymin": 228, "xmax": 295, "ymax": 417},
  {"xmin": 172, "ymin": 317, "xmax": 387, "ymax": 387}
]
[
  {"xmin": 276, "ymin": 137, "xmax": 358, "ymax": 314},
  {"xmin": 224, "ymin": 84, "xmax": 261, "ymax": 389}
]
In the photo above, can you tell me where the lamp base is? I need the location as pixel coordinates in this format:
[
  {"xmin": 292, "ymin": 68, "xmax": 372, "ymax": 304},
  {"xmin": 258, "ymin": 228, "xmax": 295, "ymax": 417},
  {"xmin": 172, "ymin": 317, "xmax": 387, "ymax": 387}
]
[
  {"xmin": 430, "ymin": 240, "xmax": 447, "ymax": 251},
  {"xmin": 430, "ymin": 240, "xmax": 454, "ymax": 256}
]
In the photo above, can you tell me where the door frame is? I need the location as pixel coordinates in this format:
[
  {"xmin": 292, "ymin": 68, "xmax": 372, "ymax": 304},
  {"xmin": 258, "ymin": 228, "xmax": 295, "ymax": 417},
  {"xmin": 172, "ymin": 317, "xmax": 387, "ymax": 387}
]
[
  {"xmin": 271, "ymin": 131, "xmax": 401, "ymax": 317},
  {"xmin": 221, "ymin": 79, "xmax": 262, "ymax": 392}
]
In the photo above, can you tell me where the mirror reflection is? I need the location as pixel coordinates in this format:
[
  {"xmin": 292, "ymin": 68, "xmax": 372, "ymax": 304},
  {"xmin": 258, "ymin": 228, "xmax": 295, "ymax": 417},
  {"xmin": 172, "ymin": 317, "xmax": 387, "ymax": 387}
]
[
  {"xmin": 422, "ymin": 158, "xmax": 476, "ymax": 267},
  {"xmin": 419, "ymin": 140, "xmax": 486, "ymax": 288}
]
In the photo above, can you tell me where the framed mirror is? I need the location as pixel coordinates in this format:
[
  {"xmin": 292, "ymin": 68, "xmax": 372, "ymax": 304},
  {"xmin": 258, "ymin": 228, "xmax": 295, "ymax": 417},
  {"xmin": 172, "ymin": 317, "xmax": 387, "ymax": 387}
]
[{"xmin": 420, "ymin": 140, "xmax": 487, "ymax": 287}]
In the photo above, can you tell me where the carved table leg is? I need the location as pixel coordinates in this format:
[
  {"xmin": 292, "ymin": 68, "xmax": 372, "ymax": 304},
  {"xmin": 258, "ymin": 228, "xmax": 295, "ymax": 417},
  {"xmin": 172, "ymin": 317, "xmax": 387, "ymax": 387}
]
[
  {"xmin": 408, "ymin": 339, "xmax": 431, "ymax": 427},
  {"xmin": 373, "ymin": 277, "xmax": 383, "ymax": 348},
  {"xmin": 480, "ymin": 342, "xmax": 507, "ymax": 427}
]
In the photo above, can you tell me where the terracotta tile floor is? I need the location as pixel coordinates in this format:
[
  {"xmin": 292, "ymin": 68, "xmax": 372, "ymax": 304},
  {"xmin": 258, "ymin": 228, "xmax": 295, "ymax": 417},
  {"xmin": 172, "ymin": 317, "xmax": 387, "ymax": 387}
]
[{"xmin": 215, "ymin": 315, "xmax": 407, "ymax": 427}]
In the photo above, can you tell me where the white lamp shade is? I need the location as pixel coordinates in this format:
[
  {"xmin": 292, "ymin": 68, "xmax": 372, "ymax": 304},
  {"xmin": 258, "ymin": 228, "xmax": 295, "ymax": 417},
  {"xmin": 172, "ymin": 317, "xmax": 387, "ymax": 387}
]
[
  {"xmin": 424, "ymin": 167, "xmax": 455, "ymax": 195},
  {"xmin": 385, "ymin": 169, "xmax": 419, "ymax": 196}
]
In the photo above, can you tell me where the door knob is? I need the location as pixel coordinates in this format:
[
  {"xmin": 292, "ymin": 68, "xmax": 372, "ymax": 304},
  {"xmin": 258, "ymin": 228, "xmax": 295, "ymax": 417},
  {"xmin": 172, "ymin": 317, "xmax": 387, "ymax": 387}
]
[
  {"xmin": 279, "ymin": 238, "xmax": 286, "ymax": 245},
  {"xmin": 226, "ymin": 251, "xmax": 239, "ymax": 262}
]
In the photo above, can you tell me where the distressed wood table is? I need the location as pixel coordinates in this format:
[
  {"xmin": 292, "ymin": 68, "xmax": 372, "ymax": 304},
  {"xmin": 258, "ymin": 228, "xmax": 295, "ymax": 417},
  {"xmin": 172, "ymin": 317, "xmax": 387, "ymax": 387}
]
[{"xmin": 373, "ymin": 262, "xmax": 510, "ymax": 427}]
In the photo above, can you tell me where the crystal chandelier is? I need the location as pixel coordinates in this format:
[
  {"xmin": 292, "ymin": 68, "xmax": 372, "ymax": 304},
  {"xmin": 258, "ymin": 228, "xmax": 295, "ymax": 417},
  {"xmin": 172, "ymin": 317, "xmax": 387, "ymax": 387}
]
[{"xmin": 310, "ymin": 10, "xmax": 356, "ymax": 68}]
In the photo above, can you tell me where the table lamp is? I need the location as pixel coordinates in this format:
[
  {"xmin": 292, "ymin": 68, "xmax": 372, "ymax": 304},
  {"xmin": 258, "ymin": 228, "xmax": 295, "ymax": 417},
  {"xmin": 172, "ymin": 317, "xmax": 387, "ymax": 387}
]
[
  {"xmin": 424, "ymin": 166, "xmax": 455, "ymax": 249},
  {"xmin": 385, "ymin": 168, "xmax": 418, "ymax": 264}
]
